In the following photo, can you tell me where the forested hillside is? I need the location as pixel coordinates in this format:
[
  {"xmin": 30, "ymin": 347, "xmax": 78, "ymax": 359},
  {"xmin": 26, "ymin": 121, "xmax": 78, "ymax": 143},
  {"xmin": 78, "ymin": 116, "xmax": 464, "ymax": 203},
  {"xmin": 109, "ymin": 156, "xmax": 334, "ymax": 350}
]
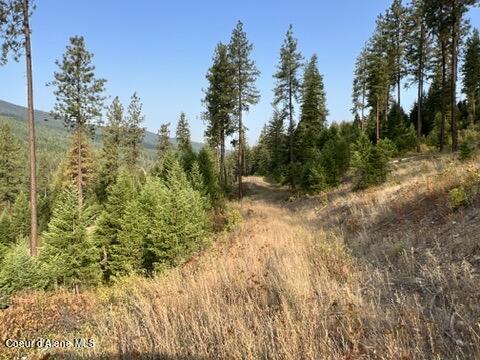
[{"xmin": 1, "ymin": 0, "xmax": 480, "ymax": 359}]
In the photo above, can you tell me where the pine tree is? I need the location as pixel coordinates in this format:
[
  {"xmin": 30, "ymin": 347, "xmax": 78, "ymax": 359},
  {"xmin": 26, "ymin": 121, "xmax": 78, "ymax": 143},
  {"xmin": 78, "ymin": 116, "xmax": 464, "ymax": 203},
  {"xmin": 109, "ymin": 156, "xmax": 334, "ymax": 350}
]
[
  {"xmin": 266, "ymin": 108, "xmax": 288, "ymax": 179},
  {"xmin": 462, "ymin": 28, "xmax": 480, "ymax": 125},
  {"xmin": 203, "ymin": 42, "xmax": 236, "ymax": 187},
  {"xmin": 124, "ymin": 92, "xmax": 146, "ymax": 168},
  {"xmin": 295, "ymin": 54, "xmax": 328, "ymax": 164},
  {"xmin": 0, "ymin": 210, "xmax": 11, "ymax": 250},
  {"xmin": 189, "ymin": 161, "xmax": 207, "ymax": 197},
  {"xmin": 228, "ymin": 21, "xmax": 260, "ymax": 199},
  {"xmin": 156, "ymin": 123, "xmax": 172, "ymax": 160},
  {"xmin": 405, "ymin": 0, "xmax": 434, "ymax": 151},
  {"xmin": 384, "ymin": 0, "xmax": 407, "ymax": 107},
  {"xmin": 0, "ymin": 122, "xmax": 24, "ymax": 207},
  {"xmin": 97, "ymin": 97, "xmax": 126, "ymax": 201},
  {"xmin": 48, "ymin": 36, "xmax": 106, "ymax": 206},
  {"xmin": 274, "ymin": 25, "xmax": 303, "ymax": 172},
  {"xmin": 0, "ymin": 0, "xmax": 39, "ymax": 256},
  {"xmin": 95, "ymin": 170, "xmax": 138, "ymax": 281},
  {"xmin": 9, "ymin": 191, "xmax": 30, "ymax": 242},
  {"xmin": 175, "ymin": 112, "xmax": 195, "ymax": 171},
  {"xmin": 197, "ymin": 146, "xmax": 220, "ymax": 203},
  {"xmin": 40, "ymin": 188, "xmax": 101, "ymax": 291},
  {"xmin": 365, "ymin": 20, "xmax": 392, "ymax": 143},
  {"xmin": 57, "ymin": 128, "xmax": 97, "ymax": 198},
  {"xmin": 352, "ymin": 47, "xmax": 369, "ymax": 131}
]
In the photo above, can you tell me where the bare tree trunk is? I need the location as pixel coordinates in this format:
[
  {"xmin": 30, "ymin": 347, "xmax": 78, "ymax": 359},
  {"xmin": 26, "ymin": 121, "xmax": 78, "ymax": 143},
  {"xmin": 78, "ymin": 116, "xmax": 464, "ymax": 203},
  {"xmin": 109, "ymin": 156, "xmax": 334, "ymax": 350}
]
[
  {"xmin": 77, "ymin": 126, "xmax": 83, "ymax": 207},
  {"xmin": 451, "ymin": 4, "xmax": 458, "ymax": 152},
  {"xmin": 376, "ymin": 100, "xmax": 380, "ymax": 144},
  {"xmin": 472, "ymin": 96, "xmax": 476, "ymax": 125},
  {"xmin": 440, "ymin": 40, "xmax": 447, "ymax": 152},
  {"xmin": 23, "ymin": 0, "xmax": 38, "ymax": 257},
  {"xmin": 220, "ymin": 128, "xmax": 226, "ymax": 187},
  {"xmin": 417, "ymin": 23, "xmax": 425, "ymax": 153},
  {"xmin": 237, "ymin": 86, "xmax": 243, "ymax": 200},
  {"xmin": 361, "ymin": 85, "xmax": 365, "ymax": 132}
]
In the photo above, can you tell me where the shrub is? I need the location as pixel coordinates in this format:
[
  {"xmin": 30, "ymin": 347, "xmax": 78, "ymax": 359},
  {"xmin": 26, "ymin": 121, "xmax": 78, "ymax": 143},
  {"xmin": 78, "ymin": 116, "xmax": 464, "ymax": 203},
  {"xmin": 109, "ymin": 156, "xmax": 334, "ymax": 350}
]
[
  {"xmin": 119, "ymin": 163, "xmax": 209, "ymax": 274},
  {"xmin": 197, "ymin": 146, "xmax": 221, "ymax": 203},
  {"xmin": 450, "ymin": 187, "xmax": 467, "ymax": 210},
  {"xmin": 351, "ymin": 136, "xmax": 394, "ymax": 189},
  {"xmin": 0, "ymin": 240, "xmax": 47, "ymax": 306}
]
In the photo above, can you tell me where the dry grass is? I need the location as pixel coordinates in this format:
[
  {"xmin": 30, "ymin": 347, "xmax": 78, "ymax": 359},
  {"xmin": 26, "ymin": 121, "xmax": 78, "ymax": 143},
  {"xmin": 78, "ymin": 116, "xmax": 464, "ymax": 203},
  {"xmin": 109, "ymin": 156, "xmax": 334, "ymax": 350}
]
[{"xmin": 1, "ymin": 154, "xmax": 480, "ymax": 359}]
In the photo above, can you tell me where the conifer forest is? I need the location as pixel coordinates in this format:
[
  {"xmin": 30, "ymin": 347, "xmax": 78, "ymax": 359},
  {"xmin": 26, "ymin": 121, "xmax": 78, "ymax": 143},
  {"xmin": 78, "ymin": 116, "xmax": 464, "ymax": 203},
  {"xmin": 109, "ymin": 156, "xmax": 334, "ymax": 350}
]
[{"xmin": 1, "ymin": 1, "xmax": 480, "ymax": 359}]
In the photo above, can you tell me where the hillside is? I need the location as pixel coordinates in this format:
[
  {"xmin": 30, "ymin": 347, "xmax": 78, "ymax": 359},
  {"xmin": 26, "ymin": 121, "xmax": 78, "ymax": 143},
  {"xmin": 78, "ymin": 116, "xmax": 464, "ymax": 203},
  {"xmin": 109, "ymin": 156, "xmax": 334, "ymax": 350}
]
[
  {"xmin": 1, "ymin": 153, "xmax": 479, "ymax": 359},
  {"xmin": 0, "ymin": 99, "xmax": 203, "ymax": 151}
]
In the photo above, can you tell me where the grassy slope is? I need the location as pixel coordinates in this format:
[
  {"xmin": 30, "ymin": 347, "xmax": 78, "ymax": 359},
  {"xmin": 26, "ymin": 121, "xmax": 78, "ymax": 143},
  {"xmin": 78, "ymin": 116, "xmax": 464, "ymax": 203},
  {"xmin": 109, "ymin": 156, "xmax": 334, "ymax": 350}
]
[{"xmin": 1, "ymin": 154, "xmax": 480, "ymax": 359}]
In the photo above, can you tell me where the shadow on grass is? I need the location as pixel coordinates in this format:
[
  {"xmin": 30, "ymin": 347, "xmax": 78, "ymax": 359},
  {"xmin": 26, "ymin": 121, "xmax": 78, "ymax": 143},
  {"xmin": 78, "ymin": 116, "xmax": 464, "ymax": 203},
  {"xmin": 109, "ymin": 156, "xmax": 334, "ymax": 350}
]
[{"xmin": 36, "ymin": 353, "xmax": 208, "ymax": 360}]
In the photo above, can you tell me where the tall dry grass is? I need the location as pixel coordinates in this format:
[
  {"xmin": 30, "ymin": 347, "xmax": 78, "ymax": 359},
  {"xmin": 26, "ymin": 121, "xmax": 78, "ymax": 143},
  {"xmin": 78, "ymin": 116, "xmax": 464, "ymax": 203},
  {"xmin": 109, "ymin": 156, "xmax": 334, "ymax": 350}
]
[{"xmin": 1, "ymin": 155, "xmax": 480, "ymax": 359}]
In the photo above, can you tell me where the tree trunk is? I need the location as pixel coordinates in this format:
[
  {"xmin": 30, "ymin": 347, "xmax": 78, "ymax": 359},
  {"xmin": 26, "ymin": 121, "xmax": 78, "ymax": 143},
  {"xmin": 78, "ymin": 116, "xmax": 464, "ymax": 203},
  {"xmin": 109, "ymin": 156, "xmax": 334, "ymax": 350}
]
[
  {"xmin": 361, "ymin": 84, "xmax": 365, "ymax": 132},
  {"xmin": 77, "ymin": 126, "xmax": 83, "ymax": 207},
  {"xmin": 376, "ymin": 100, "xmax": 380, "ymax": 144},
  {"xmin": 451, "ymin": 4, "xmax": 458, "ymax": 152},
  {"xmin": 288, "ymin": 80, "xmax": 294, "ymax": 164},
  {"xmin": 220, "ymin": 128, "xmax": 226, "ymax": 187},
  {"xmin": 440, "ymin": 40, "xmax": 447, "ymax": 152},
  {"xmin": 417, "ymin": 23, "xmax": 424, "ymax": 153},
  {"xmin": 23, "ymin": 0, "xmax": 38, "ymax": 257},
  {"xmin": 237, "ymin": 87, "xmax": 243, "ymax": 200},
  {"xmin": 472, "ymin": 96, "xmax": 476, "ymax": 125}
]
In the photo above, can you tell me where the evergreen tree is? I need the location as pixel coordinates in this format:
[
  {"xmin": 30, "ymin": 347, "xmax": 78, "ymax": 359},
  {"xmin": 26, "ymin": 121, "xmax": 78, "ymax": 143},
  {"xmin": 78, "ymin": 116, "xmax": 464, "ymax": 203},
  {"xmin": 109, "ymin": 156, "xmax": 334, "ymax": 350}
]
[
  {"xmin": 266, "ymin": 108, "xmax": 288, "ymax": 179},
  {"xmin": 156, "ymin": 123, "xmax": 172, "ymax": 160},
  {"xmin": 273, "ymin": 25, "xmax": 303, "ymax": 171},
  {"xmin": 197, "ymin": 146, "xmax": 221, "ymax": 203},
  {"xmin": 0, "ymin": 122, "xmax": 23, "ymax": 207},
  {"xmin": 9, "ymin": 191, "xmax": 30, "ymax": 242},
  {"xmin": 228, "ymin": 21, "xmax": 260, "ymax": 199},
  {"xmin": 365, "ymin": 17, "xmax": 392, "ymax": 143},
  {"xmin": 203, "ymin": 42, "xmax": 236, "ymax": 186},
  {"xmin": 189, "ymin": 161, "xmax": 207, "ymax": 197},
  {"xmin": 57, "ymin": 129, "xmax": 97, "ymax": 198},
  {"xmin": 48, "ymin": 36, "xmax": 106, "ymax": 206},
  {"xmin": 405, "ymin": 0, "xmax": 434, "ymax": 151},
  {"xmin": 40, "ymin": 188, "xmax": 101, "ymax": 291},
  {"xmin": 384, "ymin": 0, "xmax": 407, "ymax": 107},
  {"xmin": 295, "ymin": 54, "xmax": 328, "ymax": 163},
  {"xmin": 462, "ymin": 28, "xmax": 480, "ymax": 125},
  {"xmin": 175, "ymin": 112, "xmax": 195, "ymax": 171},
  {"xmin": 352, "ymin": 47, "xmax": 369, "ymax": 131},
  {"xmin": 95, "ymin": 170, "xmax": 138, "ymax": 281},
  {"xmin": 124, "ymin": 92, "xmax": 146, "ymax": 168},
  {"xmin": 0, "ymin": 210, "xmax": 11, "ymax": 252},
  {"xmin": 97, "ymin": 96, "xmax": 126, "ymax": 201}
]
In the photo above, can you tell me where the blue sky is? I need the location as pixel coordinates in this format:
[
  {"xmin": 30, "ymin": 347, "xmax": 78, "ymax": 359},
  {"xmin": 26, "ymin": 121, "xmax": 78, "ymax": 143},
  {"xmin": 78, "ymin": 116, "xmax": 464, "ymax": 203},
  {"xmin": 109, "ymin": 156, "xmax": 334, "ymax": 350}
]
[{"xmin": 1, "ymin": 0, "xmax": 480, "ymax": 144}]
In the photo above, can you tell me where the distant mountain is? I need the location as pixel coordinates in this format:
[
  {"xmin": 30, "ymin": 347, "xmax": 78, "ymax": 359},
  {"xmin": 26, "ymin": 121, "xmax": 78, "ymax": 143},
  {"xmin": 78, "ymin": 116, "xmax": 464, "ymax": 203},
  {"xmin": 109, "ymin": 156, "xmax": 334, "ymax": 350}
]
[{"xmin": 0, "ymin": 99, "xmax": 202, "ymax": 151}]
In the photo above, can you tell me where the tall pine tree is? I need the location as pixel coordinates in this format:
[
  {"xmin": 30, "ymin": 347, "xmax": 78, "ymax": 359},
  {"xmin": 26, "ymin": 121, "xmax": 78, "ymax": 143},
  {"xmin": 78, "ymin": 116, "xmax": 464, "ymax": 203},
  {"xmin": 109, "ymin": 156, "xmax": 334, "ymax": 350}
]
[
  {"xmin": 228, "ymin": 21, "xmax": 260, "ymax": 199},
  {"xmin": 295, "ymin": 54, "xmax": 328, "ymax": 163},
  {"xmin": 203, "ymin": 42, "xmax": 235, "ymax": 187},
  {"xmin": 274, "ymin": 25, "xmax": 303, "ymax": 175},
  {"xmin": 462, "ymin": 28, "xmax": 480, "ymax": 125},
  {"xmin": 49, "ymin": 36, "xmax": 106, "ymax": 206},
  {"xmin": 124, "ymin": 92, "xmax": 146, "ymax": 169}
]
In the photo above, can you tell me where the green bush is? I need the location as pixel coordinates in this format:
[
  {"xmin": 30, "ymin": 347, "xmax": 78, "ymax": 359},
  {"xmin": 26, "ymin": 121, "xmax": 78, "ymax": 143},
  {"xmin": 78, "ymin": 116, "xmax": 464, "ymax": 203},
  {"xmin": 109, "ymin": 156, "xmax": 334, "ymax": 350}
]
[
  {"xmin": 351, "ymin": 136, "xmax": 394, "ymax": 189},
  {"xmin": 450, "ymin": 187, "xmax": 467, "ymax": 209},
  {"xmin": 0, "ymin": 240, "xmax": 47, "ymax": 306},
  {"xmin": 119, "ymin": 162, "xmax": 210, "ymax": 274}
]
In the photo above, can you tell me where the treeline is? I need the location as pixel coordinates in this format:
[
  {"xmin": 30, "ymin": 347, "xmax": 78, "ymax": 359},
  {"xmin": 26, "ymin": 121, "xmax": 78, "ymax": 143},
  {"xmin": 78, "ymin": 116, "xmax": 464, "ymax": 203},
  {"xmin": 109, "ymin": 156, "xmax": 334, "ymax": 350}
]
[
  {"xmin": 249, "ymin": 0, "xmax": 480, "ymax": 192},
  {"xmin": 352, "ymin": 0, "xmax": 480, "ymax": 153},
  {"xmin": 0, "ymin": 35, "xmax": 239, "ymax": 301}
]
